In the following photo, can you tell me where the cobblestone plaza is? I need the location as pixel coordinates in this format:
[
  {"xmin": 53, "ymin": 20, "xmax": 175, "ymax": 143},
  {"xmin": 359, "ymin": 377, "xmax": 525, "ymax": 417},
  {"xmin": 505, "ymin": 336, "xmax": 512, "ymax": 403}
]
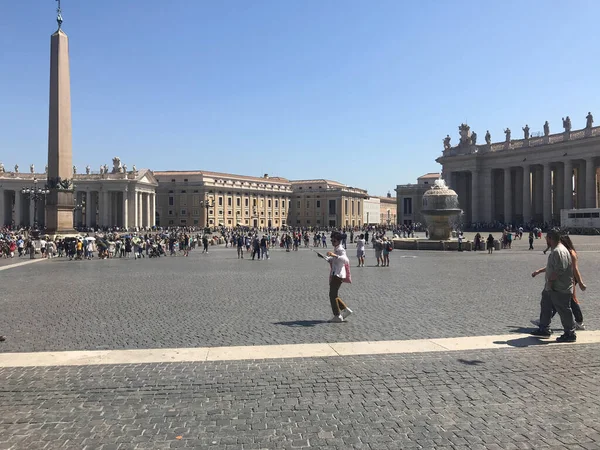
[{"xmin": 1, "ymin": 238, "xmax": 600, "ymax": 449}]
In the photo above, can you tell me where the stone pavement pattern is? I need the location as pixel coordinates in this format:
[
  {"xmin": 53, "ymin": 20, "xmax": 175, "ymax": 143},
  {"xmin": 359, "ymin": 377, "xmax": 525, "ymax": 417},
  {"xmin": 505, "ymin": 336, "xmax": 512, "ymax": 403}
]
[
  {"xmin": 2, "ymin": 344, "xmax": 600, "ymax": 449},
  {"xmin": 0, "ymin": 236, "xmax": 599, "ymax": 353}
]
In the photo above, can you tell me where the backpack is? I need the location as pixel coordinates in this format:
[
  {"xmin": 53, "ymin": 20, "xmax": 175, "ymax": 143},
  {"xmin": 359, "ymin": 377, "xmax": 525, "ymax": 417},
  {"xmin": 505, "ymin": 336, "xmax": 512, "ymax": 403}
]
[{"xmin": 386, "ymin": 242, "xmax": 393, "ymax": 252}]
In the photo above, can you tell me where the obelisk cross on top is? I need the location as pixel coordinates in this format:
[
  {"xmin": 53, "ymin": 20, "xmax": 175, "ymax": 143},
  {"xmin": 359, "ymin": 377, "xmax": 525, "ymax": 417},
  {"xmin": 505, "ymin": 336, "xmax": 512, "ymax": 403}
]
[{"xmin": 56, "ymin": 0, "xmax": 63, "ymax": 30}]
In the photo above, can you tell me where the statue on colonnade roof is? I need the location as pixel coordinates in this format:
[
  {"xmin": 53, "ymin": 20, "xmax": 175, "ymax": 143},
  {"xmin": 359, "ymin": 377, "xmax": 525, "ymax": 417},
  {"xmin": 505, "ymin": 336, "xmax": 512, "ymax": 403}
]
[
  {"xmin": 562, "ymin": 116, "xmax": 571, "ymax": 132},
  {"xmin": 443, "ymin": 135, "xmax": 451, "ymax": 150},
  {"xmin": 485, "ymin": 130, "xmax": 491, "ymax": 145},
  {"xmin": 586, "ymin": 112, "xmax": 594, "ymax": 129}
]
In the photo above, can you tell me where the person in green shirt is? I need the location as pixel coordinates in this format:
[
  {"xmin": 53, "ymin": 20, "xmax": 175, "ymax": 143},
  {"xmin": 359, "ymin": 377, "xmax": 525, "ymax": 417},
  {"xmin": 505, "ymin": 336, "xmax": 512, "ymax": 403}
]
[{"xmin": 530, "ymin": 229, "xmax": 576, "ymax": 342}]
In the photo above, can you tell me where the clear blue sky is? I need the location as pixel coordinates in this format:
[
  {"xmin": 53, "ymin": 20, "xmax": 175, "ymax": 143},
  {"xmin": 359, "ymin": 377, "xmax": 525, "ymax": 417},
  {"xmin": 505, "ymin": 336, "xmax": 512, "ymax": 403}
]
[{"xmin": 2, "ymin": 0, "xmax": 599, "ymax": 196}]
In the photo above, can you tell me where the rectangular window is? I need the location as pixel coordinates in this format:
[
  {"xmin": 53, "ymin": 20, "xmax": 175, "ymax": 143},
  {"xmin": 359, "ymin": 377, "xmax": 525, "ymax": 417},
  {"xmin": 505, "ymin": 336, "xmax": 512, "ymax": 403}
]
[
  {"xmin": 351, "ymin": 201, "xmax": 355, "ymax": 215},
  {"xmin": 297, "ymin": 201, "xmax": 301, "ymax": 208},
  {"xmin": 358, "ymin": 202, "xmax": 360, "ymax": 215},
  {"xmin": 245, "ymin": 198, "xmax": 249, "ymax": 207},
  {"xmin": 168, "ymin": 210, "xmax": 174, "ymax": 216},
  {"xmin": 403, "ymin": 198, "xmax": 413, "ymax": 215},
  {"xmin": 282, "ymin": 200, "xmax": 286, "ymax": 208},
  {"xmin": 268, "ymin": 199, "xmax": 272, "ymax": 207},
  {"xmin": 306, "ymin": 201, "xmax": 310, "ymax": 208},
  {"xmin": 236, "ymin": 198, "xmax": 241, "ymax": 207},
  {"xmin": 228, "ymin": 211, "xmax": 232, "ymax": 215},
  {"xmin": 219, "ymin": 197, "xmax": 223, "ymax": 206},
  {"xmin": 192, "ymin": 209, "xmax": 199, "ymax": 216},
  {"xmin": 181, "ymin": 190, "xmax": 186, "ymax": 194},
  {"xmin": 344, "ymin": 200, "xmax": 348, "ymax": 215},
  {"xmin": 253, "ymin": 199, "xmax": 257, "ymax": 207},
  {"xmin": 275, "ymin": 200, "xmax": 279, "ymax": 208},
  {"xmin": 316, "ymin": 200, "xmax": 321, "ymax": 208},
  {"xmin": 180, "ymin": 209, "xmax": 187, "ymax": 215},
  {"xmin": 228, "ymin": 198, "xmax": 232, "ymax": 206},
  {"xmin": 168, "ymin": 197, "xmax": 174, "ymax": 206},
  {"xmin": 328, "ymin": 200, "xmax": 336, "ymax": 215}
]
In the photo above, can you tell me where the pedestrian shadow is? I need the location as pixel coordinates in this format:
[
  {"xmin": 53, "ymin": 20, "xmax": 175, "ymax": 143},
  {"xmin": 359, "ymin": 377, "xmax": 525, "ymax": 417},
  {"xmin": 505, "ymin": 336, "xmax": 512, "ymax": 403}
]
[
  {"xmin": 493, "ymin": 336, "xmax": 551, "ymax": 347},
  {"xmin": 507, "ymin": 326, "xmax": 534, "ymax": 334},
  {"xmin": 457, "ymin": 359, "xmax": 485, "ymax": 366},
  {"xmin": 274, "ymin": 320, "xmax": 329, "ymax": 327}
]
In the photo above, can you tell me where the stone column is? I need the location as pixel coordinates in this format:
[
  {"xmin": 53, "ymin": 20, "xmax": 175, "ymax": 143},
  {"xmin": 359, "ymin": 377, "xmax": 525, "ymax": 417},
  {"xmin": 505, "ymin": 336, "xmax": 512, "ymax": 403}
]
[
  {"xmin": 470, "ymin": 170, "xmax": 479, "ymax": 223},
  {"xmin": 586, "ymin": 158, "xmax": 596, "ymax": 208},
  {"xmin": 522, "ymin": 165, "xmax": 531, "ymax": 222},
  {"xmin": 503, "ymin": 168, "xmax": 512, "ymax": 224},
  {"xmin": 138, "ymin": 192, "xmax": 143, "ymax": 227},
  {"xmin": 543, "ymin": 163, "xmax": 552, "ymax": 223},
  {"xmin": 0, "ymin": 188, "xmax": 4, "ymax": 226},
  {"xmin": 123, "ymin": 188, "xmax": 129, "ymax": 230},
  {"xmin": 564, "ymin": 160, "xmax": 573, "ymax": 210},
  {"xmin": 85, "ymin": 191, "xmax": 92, "ymax": 228},
  {"xmin": 103, "ymin": 190, "xmax": 110, "ymax": 227},
  {"xmin": 151, "ymin": 193, "xmax": 156, "ymax": 227},
  {"xmin": 145, "ymin": 193, "xmax": 151, "ymax": 227},
  {"xmin": 481, "ymin": 168, "xmax": 493, "ymax": 223},
  {"xmin": 133, "ymin": 190, "xmax": 139, "ymax": 228}
]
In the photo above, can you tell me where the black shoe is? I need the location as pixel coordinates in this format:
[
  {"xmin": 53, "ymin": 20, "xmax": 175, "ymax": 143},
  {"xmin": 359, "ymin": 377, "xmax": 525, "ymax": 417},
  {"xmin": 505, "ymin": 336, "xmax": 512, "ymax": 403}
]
[
  {"xmin": 556, "ymin": 333, "xmax": 576, "ymax": 343},
  {"xmin": 530, "ymin": 328, "xmax": 552, "ymax": 338}
]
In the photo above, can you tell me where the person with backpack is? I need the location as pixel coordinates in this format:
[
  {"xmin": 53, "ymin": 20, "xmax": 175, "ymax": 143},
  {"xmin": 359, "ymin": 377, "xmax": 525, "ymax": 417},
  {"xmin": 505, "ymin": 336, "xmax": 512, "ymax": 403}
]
[{"xmin": 382, "ymin": 237, "xmax": 393, "ymax": 267}]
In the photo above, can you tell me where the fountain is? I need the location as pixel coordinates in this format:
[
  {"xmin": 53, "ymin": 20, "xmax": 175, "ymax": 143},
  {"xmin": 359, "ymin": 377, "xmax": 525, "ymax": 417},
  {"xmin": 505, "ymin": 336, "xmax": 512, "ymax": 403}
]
[
  {"xmin": 392, "ymin": 178, "xmax": 468, "ymax": 251},
  {"xmin": 421, "ymin": 179, "xmax": 462, "ymax": 240}
]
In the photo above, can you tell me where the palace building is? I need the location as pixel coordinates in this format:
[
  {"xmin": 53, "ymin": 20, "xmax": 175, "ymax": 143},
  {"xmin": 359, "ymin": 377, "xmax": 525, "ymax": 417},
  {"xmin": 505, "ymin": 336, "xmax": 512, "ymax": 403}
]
[
  {"xmin": 153, "ymin": 171, "xmax": 292, "ymax": 229},
  {"xmin": 1, "ymin": 162, "xmax": 375, "ymax": 230},
  {"xmin": 289, "ymin": 180, "xmax": 368, "ymax": 228},
  {"xmin": 437, "ymin": 113, "xmax": 600, "ymax": 225}
]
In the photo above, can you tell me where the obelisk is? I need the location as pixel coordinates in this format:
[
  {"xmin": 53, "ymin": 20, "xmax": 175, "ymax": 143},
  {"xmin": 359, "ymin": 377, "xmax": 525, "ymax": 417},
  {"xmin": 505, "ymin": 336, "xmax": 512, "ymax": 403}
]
[{"xmin": 46, "ymin": 0, "xmax": 74, "ymax": 234}]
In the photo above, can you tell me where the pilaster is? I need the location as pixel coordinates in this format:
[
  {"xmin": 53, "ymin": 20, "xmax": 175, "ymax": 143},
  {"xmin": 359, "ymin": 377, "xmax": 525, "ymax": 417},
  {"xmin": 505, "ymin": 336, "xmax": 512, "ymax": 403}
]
[
  {"xmin": 123, "ymin": 188, "xmax": 129, "ymax": 230},
  {"xmin": 522, "ymin": 165, "xmax": 531, "ymax": 222},
  {"xmin": 585, "ymin": 158, "xmax": 596, "ymax": 208},
  {"xmin": 564, "ymin": 160, "xmax": 573, "ymax": 210},
  {"xmin": 503, "ymin": 168, "xmax": 512, "ymax": 224},
  {"xmin": 542, "ymin": 163, "xmax": 552, "ymax": 223},
  {"xmin": 481, "ymin": 168, "xmax": 493, "ymax": 223},
  {"xmin": 470, "ymin": 170, "xmax": 479, "ymax": 223}
]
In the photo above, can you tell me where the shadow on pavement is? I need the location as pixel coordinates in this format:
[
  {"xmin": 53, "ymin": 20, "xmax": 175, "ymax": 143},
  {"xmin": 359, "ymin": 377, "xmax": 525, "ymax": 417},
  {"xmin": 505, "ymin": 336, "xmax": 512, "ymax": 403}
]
[
  {"xmin": 274, "ymin": 320, "xmax": 330, "ymax": 327},
  {"xmin": 457, "ymin": 359, "xmax": 485, "ymax": 365},
  {"xmin": 493, "ymin": 336, "xmax": 552, "ymax": 347}
]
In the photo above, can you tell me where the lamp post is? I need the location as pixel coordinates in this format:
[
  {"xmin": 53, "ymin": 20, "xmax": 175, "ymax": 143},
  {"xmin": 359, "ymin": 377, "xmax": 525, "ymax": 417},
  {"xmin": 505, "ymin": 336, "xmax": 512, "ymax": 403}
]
[
  {"xmin": 200, "ymin": 199, "xmax": 214, "ymax": 228},
  {"xmin": 21, "ymin": 178, "xmax": 50, "ymax": 230}
]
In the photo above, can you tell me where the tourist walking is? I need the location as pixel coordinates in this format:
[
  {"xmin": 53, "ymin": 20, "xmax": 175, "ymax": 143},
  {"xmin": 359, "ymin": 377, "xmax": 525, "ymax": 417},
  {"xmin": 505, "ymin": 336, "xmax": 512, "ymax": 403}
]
[
  {"xmin": 325, "ymin": 231, "xmax": 353, "ymax": 323},
  {"xmin": 530, "ymin": 229, "xmax": 576, "ymax": 342},
  {"xmin": 528, "ymin": 231, "xmax": 534, "ymax": 250},
  {"xmin": 382, "ymin": 237, "xmax": 392, "ymax": 267},
  {"xmin": 356, "ymin": 233, "xmax": 366, "ymax": 267},
  {"xmin": 486, "ymin": 234, "xmax": 494, "ymax": 254},
  {"xmin": 374, "ymin": 236, "xmax": 384, "ymax": 266}
]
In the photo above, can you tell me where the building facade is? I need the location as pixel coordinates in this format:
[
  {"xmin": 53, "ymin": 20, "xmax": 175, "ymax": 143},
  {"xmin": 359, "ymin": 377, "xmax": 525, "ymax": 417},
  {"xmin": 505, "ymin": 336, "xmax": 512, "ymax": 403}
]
[
  {"xmin": 437, "ymin": 115, "xmax": 600, "ymax": 225},
  {"xmin": 153, "ymin": 171, "xmax": 292, "ymax": 228},
  {"xmin": 0, "ymin": 160, "xmax": 157, "ymax": 229},
  {"xmin": 378, "ymin": 195, "xmax": 398, "ymax": 226},
  {"xmin": 395, "ymin": 173, "xmax": 440, "ymax": 225},
  {"xmin": 363, "ymin": 197, "xmax": 380, "ymax": 225},
  {"xmin": 289, "ymin": 180, "xmax": 368, "ymax": 228}
]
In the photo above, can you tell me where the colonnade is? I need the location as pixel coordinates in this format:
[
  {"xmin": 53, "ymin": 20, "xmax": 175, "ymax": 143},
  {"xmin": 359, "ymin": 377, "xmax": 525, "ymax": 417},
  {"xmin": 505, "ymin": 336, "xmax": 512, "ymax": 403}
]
[
  {"xmin": 0, "ymin": 187, "xmax": 156, "ymax": 229},
  {"xmin": 448, "ymin": 157, "xmax": 598, "ymax": 225}
]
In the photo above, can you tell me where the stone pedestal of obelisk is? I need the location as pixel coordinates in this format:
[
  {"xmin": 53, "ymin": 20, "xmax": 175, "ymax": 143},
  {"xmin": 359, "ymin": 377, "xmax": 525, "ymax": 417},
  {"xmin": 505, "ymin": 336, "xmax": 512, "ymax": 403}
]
[{"xmin": 45, "ymin": 28, "xmax": 75, "ymax": 234}]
